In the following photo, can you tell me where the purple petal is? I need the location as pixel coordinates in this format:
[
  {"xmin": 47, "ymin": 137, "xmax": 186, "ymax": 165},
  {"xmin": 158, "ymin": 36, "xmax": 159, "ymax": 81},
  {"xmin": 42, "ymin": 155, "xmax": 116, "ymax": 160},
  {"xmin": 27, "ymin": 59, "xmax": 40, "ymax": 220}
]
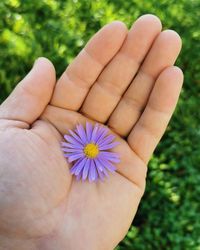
[
  {"xmin": 70, "ymin": 165, "xmax": 78, "ymax": 175},
  {"xmin": 94, "ymin": 158, "xmax": 104, "ymax": 172},
  {"xmin": 96, "ymin": 127, "xmax": 109, "ymax": 144},
  {"xmin": 90, "ymin": 124, "xmax": 99, "ymax": 143},
  {"xmin": 70, "ymin": 157, "xmax": 84, "ymax": 174},
  {"xmin": 89, "ymin": 160, "xmax": 98, "ymax": 182},
  {"xmin": 98, "ymin": 152, "xmax": 120, "ymax": 163},
  {"xmin": 76, "ymin": 169, "xmax": 83, "ymax": 181},
  {"xmin": 86, "ymin": 122, "xmax": 93, "ymax": 142},
  {"xmin": 95, "ymin": 163, "xmax": 105, "ymax": 181},
  {"xmin": 82, "ymin": 158, "xmax": 90, "ymax": 181},
  {"xmin": 75, "ymin": 157, "xmax": 87, "ymax": 176},
  {"xmin": 67, "ymin": 153, "xmax": 84, "ymax": 163},
  {"xmin": 62, "ymin": 148, "xmax": 83, "ymax": 153},
  {"xmin": 94, "ymin": 126, "xmax": 105, "ymax": 142},
  {"xmin": 101, "ymin": 166, "xmax": 109, "ymax": 177},
  {"xmin": 61, "ymin": 142, "xmax": 83, "ymax": 149},
  {"xmin": 95, "ymin": 158, "xmax": 109, "ymax": 177},
  {"xmin": 98, "ymin": 151, "xmax": 119, "ymax": 157},
  {"xmin": 99, "ymin": 141, "xmax": 120, "ymax": 150},
  {"xmin": 76, "ymin": 124, "xmax": 87, "ymax": 144},
  {"xmin": 64, "ymin": 152, "xmax": 82, "ymax": 157},
  {"xmin": 98, "ymin": 155, "xmax": 120, "ymax": 164},
  {"xmin": 69, "ymin": 129, "xmax": 84, "ymax": 144},
  {"xmin": 97, "ymin": 157, "xmax": 116, "ymax": 173},
  {"xmin": 64, "ymin": 134, "xmax": 83, "ymax": 146},
  {"xmin": 98, "ymin": 134, "xmax": 115, "ymax": 146},
  {"xmin": 107, "ymin": 157, "xmax": 120, "ymax": 163}
]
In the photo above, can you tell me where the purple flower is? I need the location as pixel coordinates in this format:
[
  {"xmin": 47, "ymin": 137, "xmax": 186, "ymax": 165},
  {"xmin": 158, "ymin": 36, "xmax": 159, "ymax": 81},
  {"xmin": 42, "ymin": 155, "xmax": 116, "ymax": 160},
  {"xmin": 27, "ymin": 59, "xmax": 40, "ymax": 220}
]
[{"xmin": 61, "ymin": 122, "xmax": 120, "ymax": 182}]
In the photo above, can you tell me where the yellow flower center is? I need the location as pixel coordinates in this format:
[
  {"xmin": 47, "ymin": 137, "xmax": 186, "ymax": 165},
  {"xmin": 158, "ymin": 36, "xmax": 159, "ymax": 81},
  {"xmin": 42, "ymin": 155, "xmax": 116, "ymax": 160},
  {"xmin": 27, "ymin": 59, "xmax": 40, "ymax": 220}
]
[{"xmin": 84, "ymin": 143, "xmax": 99, "ymax": 158}]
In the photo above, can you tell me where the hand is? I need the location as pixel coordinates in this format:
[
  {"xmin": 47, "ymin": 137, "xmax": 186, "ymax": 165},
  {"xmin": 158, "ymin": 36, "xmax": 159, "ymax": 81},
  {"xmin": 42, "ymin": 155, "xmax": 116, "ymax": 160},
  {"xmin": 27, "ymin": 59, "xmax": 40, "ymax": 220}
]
[{"xmin": 0, "ymin": 15, "xmax": 183, "ymax": 250}]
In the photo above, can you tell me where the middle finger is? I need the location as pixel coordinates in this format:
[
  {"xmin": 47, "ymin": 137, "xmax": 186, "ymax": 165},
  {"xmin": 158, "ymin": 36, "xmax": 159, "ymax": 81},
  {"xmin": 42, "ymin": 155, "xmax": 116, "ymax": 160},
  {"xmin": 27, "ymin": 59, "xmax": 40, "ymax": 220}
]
[{"xmin": 80, "ymin": 15, "xmax": 162, "ymax": 123}]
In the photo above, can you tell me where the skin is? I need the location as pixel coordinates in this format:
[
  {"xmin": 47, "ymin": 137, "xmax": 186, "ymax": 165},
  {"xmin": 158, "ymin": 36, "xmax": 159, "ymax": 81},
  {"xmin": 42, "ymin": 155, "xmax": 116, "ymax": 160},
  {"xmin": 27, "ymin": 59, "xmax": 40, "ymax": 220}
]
[{"xmin": 0, "ymin": 15, "xmax": 183, "ymax": 250}]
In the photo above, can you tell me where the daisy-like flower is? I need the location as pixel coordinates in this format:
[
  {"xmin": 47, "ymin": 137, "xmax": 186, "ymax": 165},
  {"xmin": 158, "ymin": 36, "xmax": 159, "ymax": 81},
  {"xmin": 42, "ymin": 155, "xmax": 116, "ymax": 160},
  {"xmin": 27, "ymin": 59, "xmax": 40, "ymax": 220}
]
[{"xmin": 61, "ymin": 122, "xmax": 120, "ymax": 182}]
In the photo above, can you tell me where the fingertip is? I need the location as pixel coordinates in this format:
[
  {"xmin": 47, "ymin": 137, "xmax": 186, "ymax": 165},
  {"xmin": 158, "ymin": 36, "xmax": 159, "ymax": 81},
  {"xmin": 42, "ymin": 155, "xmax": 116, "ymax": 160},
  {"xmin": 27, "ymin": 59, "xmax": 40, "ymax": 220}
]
[
  {"xmin": 34, "ymin": 57, "xmax": 56, "ymax": 76},
  {"xmin": 133, "ymin": 14, "xmax": 162, "ymax": 31},
  {"xmin": 100, "ymin": 20, "xmax": 128, "ymax": 44},
  {"xmin": 33, "ymin": 57, "xmax": 56, "ymax": 85},
  {"xmin": 171, "ymin": 66, "xmax": 184, "ymax": 82},
  {"xmin": 0, "ymin": 57, "xmax": 56, "ymax": 124},
  {"xmin": 160, "ymin": 29, "xmax": 182, "ymax": 51},
  {"xmin": 160, "ymin": 66, "xmax": 184, "ymax": 85},
  {"xmin": 163, "ymin": 29, "xmax": 182, "ymax": 42},
  {"xmin": 108, "ymin": 20, "xmax": 128, "ymax": 33},
  {"xmin": 86, "ymin": 20, "xmax": 128, "ymax": 65},
  {"xmin": 173, "ymin": 66, "xmax": 184, "ymax": 88}
]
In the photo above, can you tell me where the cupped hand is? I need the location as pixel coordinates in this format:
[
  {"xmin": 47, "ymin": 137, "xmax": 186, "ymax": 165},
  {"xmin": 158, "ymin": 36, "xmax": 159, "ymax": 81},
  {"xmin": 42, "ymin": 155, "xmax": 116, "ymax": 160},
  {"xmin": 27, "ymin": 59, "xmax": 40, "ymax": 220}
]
[{"xmin": 0, "ymin": 15, "xmax": 183, "ymax": 250}]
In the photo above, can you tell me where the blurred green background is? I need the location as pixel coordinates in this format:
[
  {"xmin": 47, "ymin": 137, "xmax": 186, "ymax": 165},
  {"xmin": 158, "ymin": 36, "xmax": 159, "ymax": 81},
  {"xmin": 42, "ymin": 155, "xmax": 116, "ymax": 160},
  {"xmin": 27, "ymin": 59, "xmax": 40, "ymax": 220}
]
[{"xmin": 0, "ymin": 0, "xmax": 200, "ymax": 249}]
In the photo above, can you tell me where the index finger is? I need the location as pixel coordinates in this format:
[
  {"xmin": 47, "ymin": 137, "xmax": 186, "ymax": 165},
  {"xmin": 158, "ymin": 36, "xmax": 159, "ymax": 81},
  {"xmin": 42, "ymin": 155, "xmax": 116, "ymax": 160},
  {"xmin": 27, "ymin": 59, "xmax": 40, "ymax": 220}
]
[{"xmin": 50, "ymin": 21, "xmax": 127, "ymax": 111}]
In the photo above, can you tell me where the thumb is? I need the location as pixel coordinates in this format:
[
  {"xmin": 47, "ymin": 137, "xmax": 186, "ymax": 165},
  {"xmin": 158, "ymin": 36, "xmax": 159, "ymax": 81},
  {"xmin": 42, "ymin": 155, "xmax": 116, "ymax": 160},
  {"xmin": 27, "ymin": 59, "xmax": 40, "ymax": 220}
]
[{"xmin": 0, "ymin": 57, "xmax": 56, "ymax": 125}]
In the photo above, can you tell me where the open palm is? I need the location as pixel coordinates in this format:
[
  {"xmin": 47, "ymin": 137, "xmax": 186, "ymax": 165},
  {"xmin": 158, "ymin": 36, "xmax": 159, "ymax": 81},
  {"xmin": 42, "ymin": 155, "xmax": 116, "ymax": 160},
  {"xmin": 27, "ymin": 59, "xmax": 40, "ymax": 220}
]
[{"xmin": 0, "ymin": 15, "xmax": 183, "ymax": 250}]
